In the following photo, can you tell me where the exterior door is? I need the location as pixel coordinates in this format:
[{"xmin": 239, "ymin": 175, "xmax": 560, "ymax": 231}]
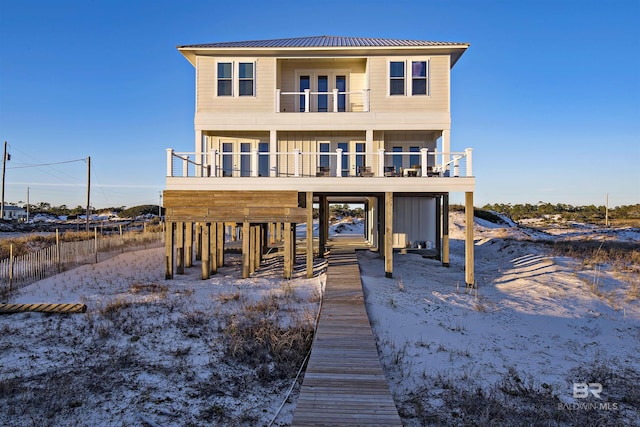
[
  {"xmin": 297, "ymin": 72, "xmax": 348, "ymax": 112},
  {"xmin": 219, "ymin": 140, "xmax": 268, "ymax": 177}
]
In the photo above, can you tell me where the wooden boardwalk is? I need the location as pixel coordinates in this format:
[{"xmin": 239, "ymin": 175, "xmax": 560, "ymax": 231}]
[{"xmin": 292, "ymin": 236, "xmax": 402, "ymax": 427}]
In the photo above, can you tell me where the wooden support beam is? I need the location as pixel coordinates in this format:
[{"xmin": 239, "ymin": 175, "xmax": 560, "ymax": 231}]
[
  {"xmin": 195, "ymin": 223, "xmax": 202, "ymax": 261},
  {"xmin": 284, "ymin": 222, "xmax": 292, "ymax": 279},
  {"xmin": 255, "ymin": 225, "xmax": 262, "ymax": 271},
  {"xmin": 165, "ymin": 221, "xmax": 174, "ymax": 279},
  {"xmin": 276, "ymin": 222, "xmax": 282, "ymax": 242},
  {"xmin": 443, "ymin": 194, "xmax": 450, "ymax": 267},
  {"xmin": 364, "ymin": 200, "xmax": 369, "ymax": 243},
  {"xmin": 217, "ymin": 222, "xmax": 225, "ymax": 268},
  {"xmin": 269, "ymin": 222, "xmax": 275, "ymax": 245},
  {"xmin": 185, "ymin": 222, "xmax": 193, "ymax": 268},
  {"xmin": 210, "ymin": 221, "xmax": 218, "ymax": 274},
  {"xmin": 242, "ymin": 221, "xmax": 250, "ymax": 278},
  {"xmin": 201, "ymin": 223, "xmax": 210, "ymax": 280},
  {"xmin": 318, "ymin": 196, "xmax": 326, "ymax": 257},
  {"xmin": 384, "ymin": 192, "xmax": 393, "ymax": 278},
  {"xmin": 292, "ymin": 222, "xmax": 297, "ymax": 269},
  {"xmin": 249, "ymin": 225, "xmax": 256, "ymax": 274},
  {"xmin": 306, "ymin": 192, "xmax": 314, "ymax": 278},
  {"xmin": 435, "ymin": 196, "xmax": 442, "ymax": 261},
  {"xmin": 176, "ymin": 221, "xmax": 184, "ymax": 275},
  {"xmin": 465, "ymin": 192, "xmax": 475, "ymax": 286}
]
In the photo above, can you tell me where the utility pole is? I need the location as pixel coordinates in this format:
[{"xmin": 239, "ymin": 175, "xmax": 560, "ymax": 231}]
[
  {"xmin": 26, "ymin": 187, "xmax": 30, "ymax": 223},
  {"xmin": 1, "ymin": 141, "xmax": 8, "ymax": 220},
  {"xmin": 86, "ymin": 156, "xmax": 91, "ymax": 232}
]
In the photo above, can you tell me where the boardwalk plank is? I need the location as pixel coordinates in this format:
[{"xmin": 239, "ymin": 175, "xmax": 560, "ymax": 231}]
[{"xmin": 291, "ymin": 237, "xmax": 402, "ymax": 427}]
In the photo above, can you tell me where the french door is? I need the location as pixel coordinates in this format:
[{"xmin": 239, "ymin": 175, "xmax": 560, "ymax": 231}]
[
  {"xmin": 220, "ymin": 140, "xmax": 269, "ymax": 177},
  {"xmin": 298, "ymin": 73, "xmax": 348, "ymax": 112},
  {"xmin": 317, "ymin": 141, "xmax": 365, "ymax": 176}
]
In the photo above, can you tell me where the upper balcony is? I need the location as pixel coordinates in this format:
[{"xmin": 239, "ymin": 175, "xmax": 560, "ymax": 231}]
[
  {"xmin": 165, "ymin": 147, "xmax": 475, "ymax": 194},
  {"xmin": 276, "ymin": 88, "xmax": 369, "ymax": 113}
]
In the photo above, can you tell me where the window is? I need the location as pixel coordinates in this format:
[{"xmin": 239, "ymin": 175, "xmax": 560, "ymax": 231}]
[
  {"xmin": 217, "ymin": 61, "xmax": 256, "ymax": 97},
  {"xmin": 258, "ymin": 142, "xmax": 269, "ymax": 177},
  {"xmin": 389, "ymin": 62, "xmax": 405, "ymax": 95},
  {"xmin": 240, "ymin": 143, "xmax": 251, "ymax": 177},
  {"xmin": 318, "ymin": 142, "xmax": 330, "ymax": 168},
  {"xmin": 389, "ymin": 59, "xmax": 429, "ymax": 96},
  {"xmin": 392, "ymin": 146, "xmax": 403, "ymax": 173},
  {"xmin": 409, "ymin": 146, "xmax": 420, "ymax": 167},
  {"xmin": 299, "ymin": 76, "xmax": 310, "ymax": 111},
  {"xmin": 222, "ymin": 142, "xmax": 233, "ymax": 176},
  {"xmin": 336, "ymin": 75, "xmax": 346, "ymax": 112},
  {"xmin": 338, "ymin": 142, "xmax": 348, "ymax": 176},
  {"xmin": 412, "ymin": 61, "xmax": 427, "ymax": 95},
  {"xmin": 238, "ymin": 62, "xmax": 254, "ymax": 96},
  {"xmin": 217, "ymin": 63, "xmax": 232, "ymax": 96},
  {"xmin": 317, "ymin": 76, "xmax": 328, "ymax": 112}
]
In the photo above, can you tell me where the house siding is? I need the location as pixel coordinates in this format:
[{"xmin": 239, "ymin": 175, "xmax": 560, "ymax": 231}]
[
  {"xmin": 368, "ymin": 55, "xmax": 450, "ymax": 113},
  {"xmin": 196, "ymin": 57, "xmax": 275, "ymax": 113}
]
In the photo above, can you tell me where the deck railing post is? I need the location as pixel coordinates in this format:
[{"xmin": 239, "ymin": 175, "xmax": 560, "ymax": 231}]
[
  {"xmin": 336, "ymin": 148, "xmax": 343, "ymax": 177},
  {"xmin": 453, "ymin": 156, "xmax": 461, "ymax": 177},
  {"xmin": 363, "ymin": 89, "xmax": 370, "ymax": 112},
  {"xmin": 251, "ymin": 149, "xmax": 259, "ymax": 177},
  {"xmin": 333, "ymin": 88, "xmax": 339, "ymax": 112},
  {"xmin": 294, "ymin": 148, "xmax": 301, "ymax": 177},
  {"xmin": 210, "ymin": 150, "xmax": 218, "ymax": 177},
  {"xmin": 182, "ymin": 155, "xmax": 189, "ymax": 177},
  {"xmin": 465, "ymin": 148, "xmax": 473, "ymax": 176},
  {"xmin": 166, "ymin": 148, "xmax": 174, "ymax": 177},
  {"xmin": 420, "ymin": 148, "xmax": 429, "ymax": 177},
  {"xmin": 378, "ymin": 148, "xmax": 385, "ymax": 177},
  {"xmin": 275, "ymin": 89, "xmax": 281, "ymax": 112},
  {"xmin": 201, "ymin": 151, "xmax": 208, "ymax": 177},
  {"xmin": 304, "ymin": 89, "xmax": 310, "ymax": 112}
]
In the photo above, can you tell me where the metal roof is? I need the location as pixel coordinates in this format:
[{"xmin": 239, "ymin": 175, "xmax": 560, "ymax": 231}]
[{"xmin": 178, "ymin": 35, "xmax": 468, "ymax": 49}]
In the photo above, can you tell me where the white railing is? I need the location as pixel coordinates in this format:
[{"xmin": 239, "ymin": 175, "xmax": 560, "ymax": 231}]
[
  {"xmin": 275, "ymin": 89, "xmax": 370, "ymax": 112},
  {"xmin": 167, "ymin": 148, "xmax": 473, "ymax": 179}
]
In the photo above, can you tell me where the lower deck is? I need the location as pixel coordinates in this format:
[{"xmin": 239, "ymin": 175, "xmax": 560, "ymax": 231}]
[{"xmin": 162, "ymin": 190, "xmax": 475, "ymax": 285}]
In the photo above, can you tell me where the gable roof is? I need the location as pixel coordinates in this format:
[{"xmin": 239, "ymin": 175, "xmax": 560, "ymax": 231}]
[
  {"xmin": 177, "ymin": 35, "xmax": 470, "ymax": 67},
  {"xmin": 178, "ymin": 35, "xmax": 468, "ymax": 49}
]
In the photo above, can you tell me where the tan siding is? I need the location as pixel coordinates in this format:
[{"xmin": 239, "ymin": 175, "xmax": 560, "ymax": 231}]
[
  {"xmin": 369, "ymin": 55, "xmax": 449, "ymax": 113},
  {"xmin": 196, "ymin": 57, "xmax": 215, "ymax": 113},
  {"xmin": 196, "ymin": 57, "xmax": 275, "ymax": 113}
]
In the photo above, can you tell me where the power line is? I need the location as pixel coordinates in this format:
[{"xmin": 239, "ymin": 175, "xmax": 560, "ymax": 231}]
[{"xmin": 7, "ymin": 158, "xmax": 86, "ymax": 169}]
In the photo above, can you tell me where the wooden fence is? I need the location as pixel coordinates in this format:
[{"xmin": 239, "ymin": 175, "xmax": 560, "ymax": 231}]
[{"xmin": 1, "ymin": 231, "xmax": 163, "ymax": 296}]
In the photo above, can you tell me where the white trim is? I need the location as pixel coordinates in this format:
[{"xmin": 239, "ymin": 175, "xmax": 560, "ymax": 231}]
[
  {"xmin": 238, "ymin": 61, "xmax": 256, "ymax": 97},
  {"xmin": 387, "ymin": 57, "xmax": 431, "ymax": 98},
  {"xmin": 216, "ymin": 60, "xmax": 234, "ymax": 97},
  {"xmin": 215, "ymin": 59, "xmax": 258, "ymax": 98}
]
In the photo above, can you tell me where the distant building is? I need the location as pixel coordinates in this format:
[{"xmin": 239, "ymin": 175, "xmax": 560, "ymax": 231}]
[{"xmin": 1, "ymin": 205, "xmax": 27, "ymax": 221}]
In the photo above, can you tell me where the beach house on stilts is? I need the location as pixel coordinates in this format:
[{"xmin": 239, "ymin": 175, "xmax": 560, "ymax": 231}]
[{"xmin": 163, "ymin": 36, "xmax": 475, "ymax": 285}]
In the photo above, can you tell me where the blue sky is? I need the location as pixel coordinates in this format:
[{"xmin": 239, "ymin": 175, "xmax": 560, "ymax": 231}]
[{"xmin": 1, "ymin": 0, "xmax": 638, "ymax": 209}]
